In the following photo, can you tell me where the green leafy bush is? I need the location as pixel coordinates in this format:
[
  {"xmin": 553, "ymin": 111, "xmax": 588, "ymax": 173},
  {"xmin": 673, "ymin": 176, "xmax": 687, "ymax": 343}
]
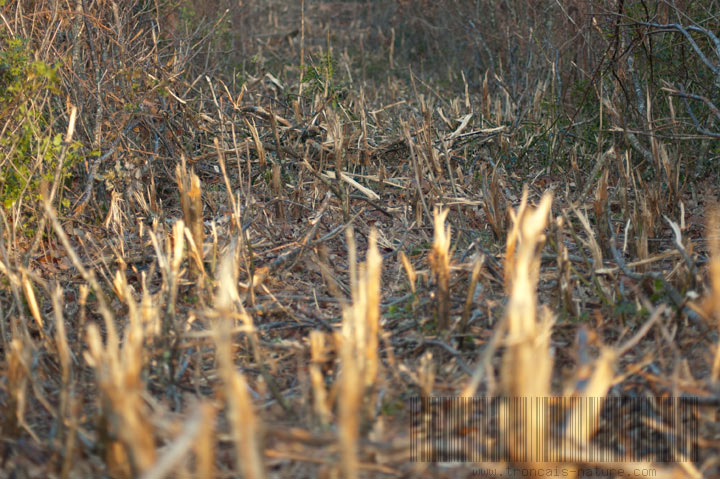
[{"xmin": 0, "ymin": 35, "xmax": 80, "ymax": 219}]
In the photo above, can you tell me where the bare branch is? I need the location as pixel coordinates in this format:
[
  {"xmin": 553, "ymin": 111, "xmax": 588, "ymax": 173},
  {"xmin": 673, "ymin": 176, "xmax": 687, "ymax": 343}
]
[{"xmin": 638, "ymin": 22, "xmax": 720, "ymax": 84}]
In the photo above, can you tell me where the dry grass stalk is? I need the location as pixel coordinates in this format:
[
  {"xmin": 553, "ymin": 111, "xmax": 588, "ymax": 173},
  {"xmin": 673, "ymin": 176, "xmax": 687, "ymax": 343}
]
[
  {"xmin": 336, "ymin": 226, "xmax": 383, "ymax": 479},
  {"xmin": 140, "ymin": 275, "xmax": 161, "ymax": 339},
  {"xmin": 6, "ymin": 338, "xmax": 33, "ymax": 442},
  {"xmin": 558, "ymin": 243, "xmax": 577, "ymax": 316},
  {"xmin": 501, "ymin": 191, "xmax": 553, "ymax": 464},
  {"xmin": 593, "ymin": 168, "xmax": 610, "ymax": 255},
  {"xmin": 148, "ymin": 219, "xmax": 186, "ymax": 335},
  {"xmin": 421, "ymin": 108, "xmax": 442, "ymax": 178},
  {"xmin": 321, "ymin": 170, "xmax": 380, "ymax": 201},
  {"xmin": 85, "ymin": 319, "xmax": 155, "ymax": 477},
  {"xmin": 343, "ymin": 227, "xmax": 383, "ymax": 387},
  {"xmin": 51, "ymin": 283, "xmax": 72, "ymax": 395},
  {"xmin": 214, "ymin": 136, "xmax": 241, "ymax": 229},
  {"xmin": 213, "ymin": 238, "xmax": 241, "ymax": 315},
  {"xmin": 399, "ymin": 250, "xmax": 418, "ymax": 309},
  {"xmin": 364, "ymin": 228, "xmax": 382, "ymax": 388},
  {"xmin": 216, "ymin": 328, "xmax": 267, "ymax": 479},
  {"xmin": 137, "ymin": 404, "xmax": 211, "ymax": 479},
  {"xmin": 316, "ymin": 245, "xmax": 350, "ymax": 299},
  {"xmin": 78, "ymin": 283, "xmax": 89, "ymax": 334},
  {"xmin": 103, "ymin": 190, "xmax": 128, "ymax": 240},
  {"xmin": 0, "ymin": 227, "xmax": 18, "ymax": 345},
  {"xmin": 309, "ymin": 330, "xmax": 332, "ymax": 426},
  {"xmin": 298, "ymin": 0, "xmax": 306, "ymax": 100},
  {"xmin": 337, "ymin": 321, "xmax": 360, "ymax": 479},
  {"xmin": 246, "ymin": 117, "xmax": 267, "ymax": 167},
  {"xmin": 553, "ymin": 215, "xmax": 577, "ymax": 316},
  {"xmin": 429, "ymin": 207, "xmax": 452, "ymax": 331},
  {"xmin": 659, "ymin": 142, "xmax": 679, "ymax": 204},
  {"xmin": 494, "ymin": 96, "xmax": 503, "ymax": 124},
  {"xmin": 564, "ymin": 346, "xmax": 615, "ymax": 460},
  {"xmin": 403, "ymin": 122, "xmax": 430, "ymax": 227},
  {"xmin": 213, "ymin": 247, "xmax": 267, "ymax": 479},
  {"xmin": 20, "ymin": 269, "xmax": 45, "ymax": 339},
  {"xmin": 329, "ymin": 110, "xmax": 350, "ymax": 219},
  {"xmin": 481, "ymin": 164, "xmax": 507, "ymax": 241},
  {"xmin": 51, "ymin": 283, "xmax": 79, "ymax": 479},
  {"xmin": 503, "ymin": 189, "xmax": 527, "ymax": 294},
  {"xmin": 220, "ymin": 239, "xmax": 288, "ymax": 412},
  {"xmin": 176, "ymin": 159, "xmax": 205, "ymax": 281},
  {"xmin": 60, "ymin": 396, "xmax": 81, "ymax": 479},
  {"xmin": 636, "ymin": 195, "xmax": 651, "ymax": 265},
  {"xmin": 92, "ymin": 272, "xmax": 153, "ymax": 477},
  {"xmin": 214, "ymin": 243, "xmax": 269, "ymax": 478},
  {"xmin": 272, "ymin": 162, "xmax": 284, "ymax": 219},
  {"xmin": 269, "ymin": 107, "xmax": 286, "ymax": 165},
  {"xmin": 705, "ymin": 207, "xmax": 720, "ymax": 380},
  {"xmin": 417, "ymin": 351, "xmax": 437, "ymax": 398},
  {"xmin": 195, "ymin": 403, "xmax": 216, "ymax": 479},
  {"xmin": 459, "ymin": 254, "xmax": 484, "ymax": 337},
  {"xmin": 572, "ymin": 205, "xmax": 603, "ymax": 269},
  {"xmin": 482, "ymin": 71, "xmax": 490, "ymax": 120},
  {"xmin": 399, "ymin": 250, "xmax": 417, "ymax": 292},
  {"xmin": 378, "ymin": 162, "xmax": 386, "ymax": 196},
  {"xmin": 580, "ymin": 147, "xmax": 614, "ymax": 201},
  {"xmin": 359, "ymin": 91, "xmax": 371, "ymax": 166},
  {"xmin": 269, "ymin": 109, "xmax": 286, "ymax": 220}
]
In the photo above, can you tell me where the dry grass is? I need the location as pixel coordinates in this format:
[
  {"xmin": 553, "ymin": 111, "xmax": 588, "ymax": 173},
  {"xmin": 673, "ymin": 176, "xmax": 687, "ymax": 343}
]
[{"xmin": 0, "ymin": 1, "xmax": 719, "ymax": 478}]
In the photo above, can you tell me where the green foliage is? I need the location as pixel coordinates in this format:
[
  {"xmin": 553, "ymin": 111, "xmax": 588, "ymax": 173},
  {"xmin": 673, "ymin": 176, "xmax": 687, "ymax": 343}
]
[
  {"xmin": 0, "ymin": 37, "xmax": 30, "ymax": 100},
  {"xmin": 301, "ymin": 51, "xmax": 338, "ymax": 97},
  {"xmin": 178, "ymin": 2, "xmax": 197, "ymax": 28},
  {"xmin": 0, "ymin": 35, "xmax": 81, "ymax": 219}
]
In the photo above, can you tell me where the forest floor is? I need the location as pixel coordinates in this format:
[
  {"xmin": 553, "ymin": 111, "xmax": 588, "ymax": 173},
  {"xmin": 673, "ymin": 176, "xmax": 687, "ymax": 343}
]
[{"xmin": 1, "ymin": 1, "xmax": 719, "ymax": 478}]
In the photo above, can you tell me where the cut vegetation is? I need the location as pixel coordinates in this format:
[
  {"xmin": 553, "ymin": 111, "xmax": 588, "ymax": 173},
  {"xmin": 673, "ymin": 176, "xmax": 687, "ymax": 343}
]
[{"xmin": 0, "ymin": 1, "xmax": 719, "ymax": 478}]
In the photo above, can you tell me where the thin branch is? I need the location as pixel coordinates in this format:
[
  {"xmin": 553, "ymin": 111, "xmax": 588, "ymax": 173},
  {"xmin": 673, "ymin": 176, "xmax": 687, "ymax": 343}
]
[
  {"xmin": 676, "ymin": 84, "xmax": 720, "ymax": 138},
  {"xmin": 638, "ymin": 22, "xmax": 720, "ymax": 83}
]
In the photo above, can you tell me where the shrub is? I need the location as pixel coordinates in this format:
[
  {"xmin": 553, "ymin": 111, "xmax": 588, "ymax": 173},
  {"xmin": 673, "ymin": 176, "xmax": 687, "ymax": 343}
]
[{"xmin": 0, "ymin": 35, "xmax": 79, "ymax": 224}]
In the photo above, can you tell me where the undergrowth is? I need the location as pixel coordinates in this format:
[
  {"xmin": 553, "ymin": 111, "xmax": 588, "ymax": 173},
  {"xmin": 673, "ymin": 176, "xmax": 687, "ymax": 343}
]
[{"xmin": 0, "ymin": 1, "xmax": 719, "ymax": 478}]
